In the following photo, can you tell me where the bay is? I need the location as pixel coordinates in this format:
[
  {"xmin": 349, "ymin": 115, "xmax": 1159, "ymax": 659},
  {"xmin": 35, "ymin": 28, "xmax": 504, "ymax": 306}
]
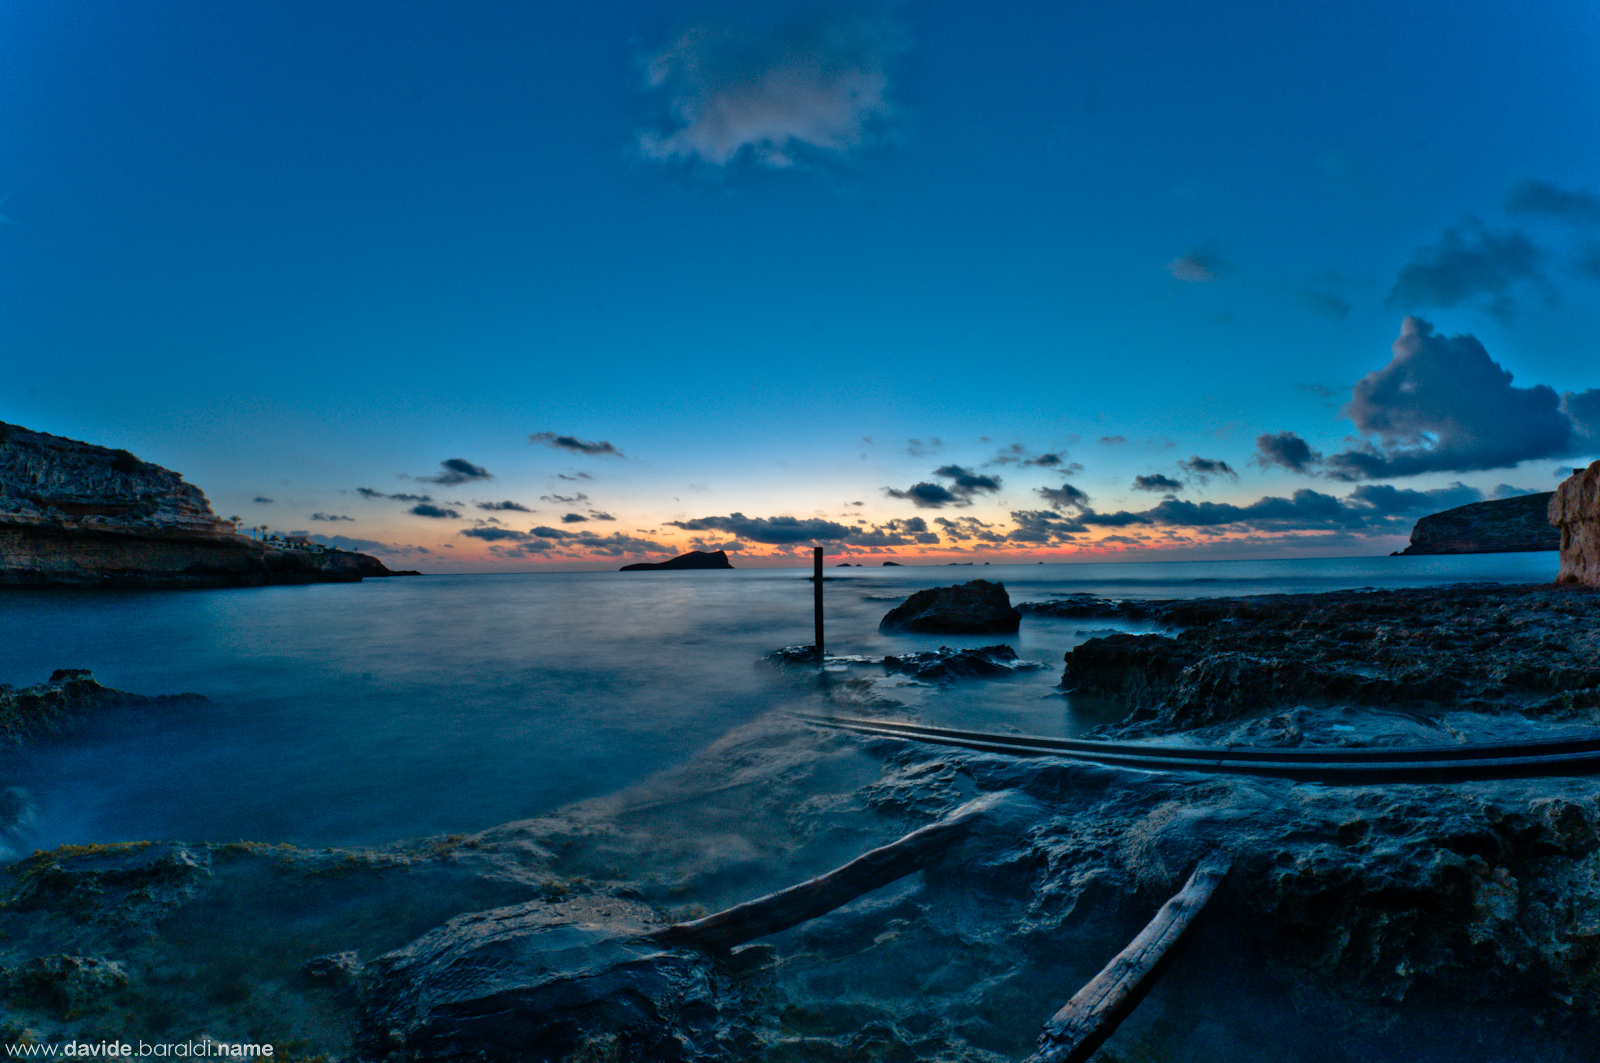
[{"xmin": 0, "ymin": 552, "xmax": 1560, "ymax": 854}]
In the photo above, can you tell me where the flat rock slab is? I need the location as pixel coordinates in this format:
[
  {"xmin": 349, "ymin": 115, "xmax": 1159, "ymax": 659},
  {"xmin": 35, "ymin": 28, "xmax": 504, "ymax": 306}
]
[{"xmin": 879, "ymin": 580, "xmax": 1021, "ymax": 634}]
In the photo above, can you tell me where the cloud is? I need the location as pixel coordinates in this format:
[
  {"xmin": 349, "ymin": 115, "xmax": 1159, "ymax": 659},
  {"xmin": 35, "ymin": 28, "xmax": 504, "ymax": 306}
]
[
  {"xmin": 1325, "ymin": 317, "xmax": 1591, "ymax": 480},
  {"xmin": 529, "ymin": 526, "xmax": 578, "ymax": 539},
  {"xmin": 884, "ymin": 482, "xmax": 959, "ymax": 507},
  {"xmin": 477, "ymin": 501, "xmax": 532, "ymax": 512},
  {"xmin": 1386, "ymin": 220, "xmax": 1547, "ymax": 321},
  {"xmin": 1132, "ymin": 474, "xmax": 1183, "ymax": 493},
  {"xmin": 1254, "ymin": 431, "xmax": 1322, "ymax": 474},
  {"xmin": 1037, "ymin": 483, "xmax": 1091, "ymax": 510},
  {"xmin": 989, "ymin": 444, "xmax": 1079, "ymax": 470},
  {"xmin": 1301, "ymin": 288, "xmax": 1352, "ymax": 319},
  {"xmin": 310, "ymin": 513, "xmax": 354, "ymax": 522},
  {"xmin": 934, "ymin": 516, "xmax": 1005, "ymax": 544},
  {"xmin": 252, "ymin": 496, "xmax": 274, "ymax": 504},
  {"xmin": 541, "ymin": 492, "xmax": 589, "ymax": 504},
  {"xmin": 1006, "ymin": 509, "xmax": 1088, "ymax": 544},
  {"xmin": 561, "ymin": 513, "xmax": 589, "ymax": 523},
  {"xmin": 530, "ymin": 432, "xmax": 623, "ymax": 457},
  {"xmin": 885, "ymin": 464, "xmax": 1002, "ymax": 508},
  {"xmin": 358, "ymin": 488, "xmax": 434, "ymax": 503},
  {"xmin": 668, "ymin": 512, "xmax": 854, "ymax": 544},
  {"xmin": 1179, "ymin": 456, "xmax": 1237, "ymax": 482},
  {"xmin": 636, "ymin": 3, "xmax": 901, "ymax": 170},
  {"xmin": 557, "ymin": 472, "xmax": 595, "ymax": 481},
  {"xmin": 1505, "ymin": 179, "xmax": 1600, "ymax": 226},
  {"xmin": 418, "ymin": 459, "xmax": 492, "ymax": 486},
  {"xmin": 410, "ymin": 504, "xmax": 461, "ymax": 519},
  {"xmin": 847, "ymin": 515, "xmax": 940, "ymax": 548},
  {"xmin": 1081, "ymin": 482, "xmax": 1485, "ymax": 532},
  {"xmin": 1166, "ymin": 240, "xmax": 1231, "ymax": 282},
  {"xmin": 906, "ymin": 437, "xmax": 943, "ymax": 456},
  {"xmin": 461, "ymin": 527, "xmax": 531, "ymax": 542},
  {"xmin": 588, "ymin": 511, "xmax": 617, "ymax": 521},
  {"xmin": 1100, "ymin": 435, "xmax": 1127, "ymax": 445},
  {"xmin": 306, "ymin": 534, "xmax": 391, "ymax": 554}
]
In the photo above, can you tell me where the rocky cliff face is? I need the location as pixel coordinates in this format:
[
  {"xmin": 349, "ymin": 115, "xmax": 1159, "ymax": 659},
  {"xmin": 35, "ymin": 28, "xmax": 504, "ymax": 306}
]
[
  {"xmin": 1398, "ymin": 491, "xmax": 1558, "ymax": 555},
  {"xmin": 0, "ymin": 420, "xmax": 401, "ymax": 587},
  {"xmin": 1552, "ymin": 461, "xmax": 1600, "ymax": 586},
  {"xmin": 0, "ymin": 421, "xmax": 231, "ymax": 539}
]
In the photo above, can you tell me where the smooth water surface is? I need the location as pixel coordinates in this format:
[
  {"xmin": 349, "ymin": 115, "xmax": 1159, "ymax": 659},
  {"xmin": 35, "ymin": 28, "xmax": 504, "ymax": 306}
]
[{"xmin": 0, "ymin": 552, "xmax": 1559, "ymax": 853}]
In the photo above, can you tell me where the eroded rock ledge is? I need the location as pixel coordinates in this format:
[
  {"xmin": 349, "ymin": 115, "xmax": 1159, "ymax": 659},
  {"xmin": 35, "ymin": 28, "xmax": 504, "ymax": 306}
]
[{"xmin": 1049, "ymin": 583, "xmax": 1600, "ymax": 736}]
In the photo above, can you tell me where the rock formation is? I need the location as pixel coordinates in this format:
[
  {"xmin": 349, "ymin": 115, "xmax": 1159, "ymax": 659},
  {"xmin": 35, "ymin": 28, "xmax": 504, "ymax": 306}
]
[
  {"xmin": 0, "ymin": 420, "xmax": 405, "ymax": 587},
  {"xmin": 879, "ymin": 579, "xmax": 1021, "ymax": 634},
  {"xmin": 1058, "ymin": 584, "xmax": 1600, "ymax": 736},
  {"xmin": 1552, "ymin": 461, "xmax": 1600, "ymax": 586},
  {"xmin": 619, "ymin": 549, "xmax": 734, "ymax": 571},
  {"xmin": 1398, "ymin": 491, "xmax": 1558, "ymax": 554},
  {"xmin": 0, "ymin": 669, "xmax": 203, "ymax": 745}
]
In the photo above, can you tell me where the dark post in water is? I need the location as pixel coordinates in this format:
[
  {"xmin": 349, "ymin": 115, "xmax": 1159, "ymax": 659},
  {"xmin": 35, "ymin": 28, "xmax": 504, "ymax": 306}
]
[{"xmin": 813, "ymin": 546, "xmax": 824, "ymax": 658}]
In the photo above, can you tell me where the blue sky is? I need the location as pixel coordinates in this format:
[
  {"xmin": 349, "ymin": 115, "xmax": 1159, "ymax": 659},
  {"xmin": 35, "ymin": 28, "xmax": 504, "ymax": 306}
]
[{"xmin": 4, "ymin": 0, "xmax": 1600, "ymax": 569}]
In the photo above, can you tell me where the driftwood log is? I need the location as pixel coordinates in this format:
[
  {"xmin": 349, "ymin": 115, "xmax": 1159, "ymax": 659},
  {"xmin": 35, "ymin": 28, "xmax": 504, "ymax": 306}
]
[
  {"xmin": 1027, "ymin": 854, "xmax": 1232, "ymax": 1063},
  {"xmin": 648, "ymin": 789, "xmax": 1023, "ymax": 951}
]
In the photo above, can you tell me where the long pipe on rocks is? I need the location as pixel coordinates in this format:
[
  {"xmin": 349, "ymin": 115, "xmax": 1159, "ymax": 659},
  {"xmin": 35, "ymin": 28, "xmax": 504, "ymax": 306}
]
[{"xmin": 803, "ymin": 714, "xmax": 1600, "ymax": 783}]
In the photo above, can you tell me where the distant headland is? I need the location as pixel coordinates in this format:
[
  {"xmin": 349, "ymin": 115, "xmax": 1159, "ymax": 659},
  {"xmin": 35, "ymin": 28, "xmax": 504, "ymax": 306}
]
[
  {"xmin": 619, "ymin": 550, "xmax": 733, "ymax": 571},
  {"xmin": 0, "ymin": 420, "xmax": 413, "ymax": 588},
  {"xmin": 1397, "ymin": 491, "xmax": 1558, "ymax": 555}
]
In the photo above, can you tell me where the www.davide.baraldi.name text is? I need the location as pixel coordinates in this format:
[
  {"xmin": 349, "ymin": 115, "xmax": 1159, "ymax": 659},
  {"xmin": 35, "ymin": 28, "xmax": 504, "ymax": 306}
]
[{"xmin": 5, "ymin": 1043, "xmax": 274, "ymax": 1058}]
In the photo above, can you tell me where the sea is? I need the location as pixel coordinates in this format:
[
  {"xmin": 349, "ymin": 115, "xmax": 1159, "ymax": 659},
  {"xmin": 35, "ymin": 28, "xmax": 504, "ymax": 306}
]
[{"xmin": 0, "ymin": 552, "xmax": 1561, "ymax": 856}]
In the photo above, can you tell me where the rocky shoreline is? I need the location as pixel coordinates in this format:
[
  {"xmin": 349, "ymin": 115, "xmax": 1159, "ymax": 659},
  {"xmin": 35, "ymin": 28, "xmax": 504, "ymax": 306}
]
[
  {"xmin": 3, "ymin": 583, "xmax": 1600, "ymax": 1060},
  {"xmin": 1032, "ymin": 583, "xmax": 1600, "ymax": 738}
]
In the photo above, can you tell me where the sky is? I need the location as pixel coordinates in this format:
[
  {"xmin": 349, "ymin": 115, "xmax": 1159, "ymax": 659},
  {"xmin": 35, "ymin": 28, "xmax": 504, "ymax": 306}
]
[{"xmin": 4, "ymin": 0, "xmax": 1600, "ymax": 571}]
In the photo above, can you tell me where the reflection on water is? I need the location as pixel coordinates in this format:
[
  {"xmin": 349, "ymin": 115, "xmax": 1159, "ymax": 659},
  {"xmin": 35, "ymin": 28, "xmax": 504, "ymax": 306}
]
[{"xmin": 0, "ymin": 552, "xmax": 1558, "ymax": 850}]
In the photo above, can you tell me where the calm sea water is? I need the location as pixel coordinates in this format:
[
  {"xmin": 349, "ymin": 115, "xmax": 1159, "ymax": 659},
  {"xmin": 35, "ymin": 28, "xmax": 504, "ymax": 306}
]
[{"xmin": 0, "ymin": 552, "xmax": 1560, "ymax": 854}]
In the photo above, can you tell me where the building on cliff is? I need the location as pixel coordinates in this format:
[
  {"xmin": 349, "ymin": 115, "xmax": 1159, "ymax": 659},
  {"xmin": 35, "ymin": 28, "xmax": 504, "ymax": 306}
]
[{"xmin": 0, "ymin": 420, "xmax": 405, "ymax": 588}]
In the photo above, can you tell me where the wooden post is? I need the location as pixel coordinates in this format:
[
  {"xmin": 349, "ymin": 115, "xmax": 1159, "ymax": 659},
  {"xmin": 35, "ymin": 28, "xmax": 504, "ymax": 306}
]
[{"xmin": 813, "ymin": 546, "xmax": 824, "ymax": 658}]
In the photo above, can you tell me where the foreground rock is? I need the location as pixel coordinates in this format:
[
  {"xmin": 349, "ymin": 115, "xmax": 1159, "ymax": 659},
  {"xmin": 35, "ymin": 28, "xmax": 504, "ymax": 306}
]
[
  {"xmin": 620, "ymin": 550, "xmax": 734, "ymax": 572},
  {"xmin": 0, "ymin": 670, "xmax": 203, "ymax": 745},
  {"xmin": 1553, "ymin": 460, "xmax": 1600, "ymax": 586},
  {"xmin": 1398, "ymin": 492, "xmax": 1558, "ymax": 554},
  {"xmin": 0, "ymin": 420, "xmax": 408, "ymax": 587},
  {"xmin": 1057, "ymin": 583, "xmax": 1600, "ymax": 737},
  {"xmin": 879, "ymin": 579, "xmax": 1021, "ymax": 634},
  {"xmin": 3, "ymin": 701, "xmax": 1600, "ymax": 1060}
]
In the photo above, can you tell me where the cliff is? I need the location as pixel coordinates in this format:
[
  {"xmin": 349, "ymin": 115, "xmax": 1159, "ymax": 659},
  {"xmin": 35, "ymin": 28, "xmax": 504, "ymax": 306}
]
[
  {"xmin": 1396, "ymin": 491, "xmax": 1558, "ymax": 555},
  {"xmin": 0, "ymin": 420, "xmax": 405, "ymax": 587},
  {"xmin": 1552, "ymin": 461, "xmax": 1600, "ymax": 586},
  {"xmin": 619, "ymin": 550, "xmax": 734, "ymax": 572}
]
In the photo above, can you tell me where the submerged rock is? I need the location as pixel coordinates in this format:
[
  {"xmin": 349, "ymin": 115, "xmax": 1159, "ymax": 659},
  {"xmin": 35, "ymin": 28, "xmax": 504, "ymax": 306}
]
[
  {"xmin": 880, "ymin": 644, "xmax": 1040, "ymax": 682},
  {"xmin": 356, "ymin": 897, "xmax": 758, "ymax": 1063},
  {"xmin": 0, "ymin": 669, "xmax": 204, "ymax": 745},
  {"xmin": 879, "ymin": 580, "xmax": 1021, "ymax": 634}
]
